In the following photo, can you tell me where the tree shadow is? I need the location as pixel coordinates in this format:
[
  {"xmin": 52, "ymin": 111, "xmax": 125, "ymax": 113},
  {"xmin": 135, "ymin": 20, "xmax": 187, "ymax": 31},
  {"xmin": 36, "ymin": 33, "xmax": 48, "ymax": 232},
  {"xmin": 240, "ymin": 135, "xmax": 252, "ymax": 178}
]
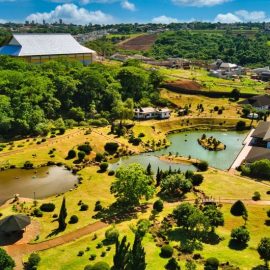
[
  {"xmin": 167, "ymin": 227, "xmax": 191, "ymax": 242},
  {"xmin": 228, "ymin": 239, "xmax": 248, "ymax": 251},
  {"xmin": 46, "ymin": 227, "xmax": 65, "ymax": 239},
  {"xmin": 92, "ymin": 202, "xmax": 149, "ymax": 224},
  {"xmin": 157, "ymin": 192, "xmax": 186, "ymax": 203},
  {"xmin": 201, "ymin": 231, "xmax": 221, "ymax": 245}
]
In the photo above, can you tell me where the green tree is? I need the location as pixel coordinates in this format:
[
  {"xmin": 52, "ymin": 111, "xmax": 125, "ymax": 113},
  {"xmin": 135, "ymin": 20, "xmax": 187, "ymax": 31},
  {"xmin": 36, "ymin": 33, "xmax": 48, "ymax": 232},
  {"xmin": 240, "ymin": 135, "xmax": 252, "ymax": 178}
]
[
  {"xmin": 185, "ymin": 261, "xmax": 197, "ymax": 270},
  {"xmin": 258, "ymin": 237, "xmax": 270, "ymax": 268},
  {"xmin": 111, "ymin": 164, "xmax": 155, "ymax": 206},
  {"xmin": 27, "ymin": 253, "xmax": 41, "ymax": 270},
  {"xmin": 231, "ymin": 226, "xmax": 250, "ymax": 245},
  {"xmin": 112, "ymin": 236, "xmax": 130, "ymax": 270},
  {"xmin": 203, "ymin": 205, "xmax": 224, "ymax": 232},
  {"xmin": 230, "ymin": 200, "xmax": 247, "ymax": 217},
  {"xmin": 0, "ymin": 248, "xmax": 15, "ymax": 270},
  {"xmin": 58, "ymin": 197, "xmax": 67, "ymax": 231},
  {"xmin": 165, "ymin": 258, "xmax": 180, "ymax": 270}
]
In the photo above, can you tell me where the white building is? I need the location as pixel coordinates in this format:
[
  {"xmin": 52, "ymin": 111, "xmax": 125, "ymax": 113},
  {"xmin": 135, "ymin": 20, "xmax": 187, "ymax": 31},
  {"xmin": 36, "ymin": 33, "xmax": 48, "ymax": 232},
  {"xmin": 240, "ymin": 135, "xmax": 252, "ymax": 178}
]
[{"xmin": 134, "ymin": 107, "xmax": 171, "ymax": 120}]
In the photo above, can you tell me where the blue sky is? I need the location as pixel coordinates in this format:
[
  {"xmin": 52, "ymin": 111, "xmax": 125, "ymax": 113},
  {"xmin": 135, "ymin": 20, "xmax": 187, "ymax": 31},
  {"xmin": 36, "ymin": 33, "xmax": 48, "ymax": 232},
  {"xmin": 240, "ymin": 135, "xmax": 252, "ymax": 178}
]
[{"xmin": 0, "ymin": 0, "xmax": 270, "ymax": 25}]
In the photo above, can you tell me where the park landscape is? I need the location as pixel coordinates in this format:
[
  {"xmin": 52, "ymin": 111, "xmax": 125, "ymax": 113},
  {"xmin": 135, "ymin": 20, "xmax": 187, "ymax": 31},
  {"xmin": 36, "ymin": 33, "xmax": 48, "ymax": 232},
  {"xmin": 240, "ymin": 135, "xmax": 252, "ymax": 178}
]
[{"xmin": 0, "ymin": 22, "xmax": 270, "ymax": 270}]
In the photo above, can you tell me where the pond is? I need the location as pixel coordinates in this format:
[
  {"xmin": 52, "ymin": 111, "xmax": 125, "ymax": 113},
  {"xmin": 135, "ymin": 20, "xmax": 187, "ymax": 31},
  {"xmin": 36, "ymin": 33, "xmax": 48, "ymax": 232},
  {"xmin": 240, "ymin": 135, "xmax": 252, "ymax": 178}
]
[
  {"xmin": 110, "ymin": 130, "xmax": 247, "ymax": 172},
  {"xmin": 0, "ymin": 166, "xmax": 78, "ymax": 205}
]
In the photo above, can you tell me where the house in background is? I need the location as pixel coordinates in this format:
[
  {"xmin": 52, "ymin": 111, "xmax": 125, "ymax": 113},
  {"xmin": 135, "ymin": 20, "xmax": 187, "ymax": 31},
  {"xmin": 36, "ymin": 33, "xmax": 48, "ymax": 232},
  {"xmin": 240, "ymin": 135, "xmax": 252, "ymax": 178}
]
[
  {"xmin": 134, "ymin": 107, "xmax": 171, "ymax": 120},
  {"xmin": 209, "ymin": 59, "xmax": 244, "ymax": 79},
  {"xmin": 252, "ymin": 67, "xmax": 270, "ymax": 81},
  {"xmin": 0, "ymin": 33, "xmax": 96, "ymax": 65},
  {"xmin": 239, "ymin": 95, "xmax": 270, "ymax": 111}
]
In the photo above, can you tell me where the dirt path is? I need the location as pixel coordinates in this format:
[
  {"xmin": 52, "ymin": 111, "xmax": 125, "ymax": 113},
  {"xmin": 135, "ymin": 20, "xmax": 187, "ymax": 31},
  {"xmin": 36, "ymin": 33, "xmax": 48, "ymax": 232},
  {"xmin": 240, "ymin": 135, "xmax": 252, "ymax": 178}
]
[{"xmin": 4, "ymin": 221, "xmax": 108, "ymax": 270}]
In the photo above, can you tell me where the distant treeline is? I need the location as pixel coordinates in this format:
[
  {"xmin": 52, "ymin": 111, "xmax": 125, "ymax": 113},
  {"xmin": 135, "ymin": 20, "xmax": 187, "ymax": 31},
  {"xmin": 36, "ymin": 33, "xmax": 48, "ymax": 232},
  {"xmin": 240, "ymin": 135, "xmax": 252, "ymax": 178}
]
[{"xmin": 151, "ymin": 31, "xmax": 270, "ymax": 67}]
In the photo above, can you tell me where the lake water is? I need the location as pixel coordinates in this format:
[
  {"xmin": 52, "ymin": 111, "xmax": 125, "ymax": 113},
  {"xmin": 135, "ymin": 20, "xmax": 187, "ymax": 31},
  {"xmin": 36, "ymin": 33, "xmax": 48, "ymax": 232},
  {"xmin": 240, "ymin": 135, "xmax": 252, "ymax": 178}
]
[
  {"xmin": 110, "ymin": 130, "xmax": 247, "ymax": 172},
  {"xmin": 0, "ymin": 166, "xmax": 78, "ymax": 205}
]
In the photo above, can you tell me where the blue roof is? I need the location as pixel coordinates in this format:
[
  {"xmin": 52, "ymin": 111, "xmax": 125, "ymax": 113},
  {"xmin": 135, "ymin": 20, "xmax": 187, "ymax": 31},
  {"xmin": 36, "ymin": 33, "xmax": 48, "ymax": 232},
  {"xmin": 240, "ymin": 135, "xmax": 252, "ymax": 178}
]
[{"xmin": 0, "ymin": 45, "xmax": 22, "ymax": 56}]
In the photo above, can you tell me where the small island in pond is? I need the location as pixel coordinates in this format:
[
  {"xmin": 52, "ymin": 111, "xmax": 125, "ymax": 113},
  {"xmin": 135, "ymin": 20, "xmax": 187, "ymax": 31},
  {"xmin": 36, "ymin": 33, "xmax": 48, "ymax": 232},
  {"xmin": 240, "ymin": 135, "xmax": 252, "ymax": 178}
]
[{"xmin": 198, "ymin": 134, "xmax": 226, "ymax": 151}]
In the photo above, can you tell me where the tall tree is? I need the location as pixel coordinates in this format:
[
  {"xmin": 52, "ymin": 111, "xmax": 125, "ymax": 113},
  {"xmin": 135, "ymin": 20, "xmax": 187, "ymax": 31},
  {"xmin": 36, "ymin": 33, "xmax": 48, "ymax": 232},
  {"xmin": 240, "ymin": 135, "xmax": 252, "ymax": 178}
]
[
  {"xmin": 258, "ymin": 237, "xmax": 270, "ymax": 269},
  {"xmin": 127, "ymin": 233, "xmax": 147, "ymax": 270},
  {"xmin": 58, "ymin": 197, "xmax": 67, "ymax": 231},
  {"xmin": 112, "ymin": 236, "xmax": 130, "ymax": 270}
]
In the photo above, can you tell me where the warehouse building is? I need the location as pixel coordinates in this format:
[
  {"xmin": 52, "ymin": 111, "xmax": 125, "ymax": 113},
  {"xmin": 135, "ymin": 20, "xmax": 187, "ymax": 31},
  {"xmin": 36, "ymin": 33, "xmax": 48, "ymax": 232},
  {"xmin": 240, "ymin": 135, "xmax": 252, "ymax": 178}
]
[{"xmin": 0, "ymin": 33, "xmax": 96, "ymax": 65}]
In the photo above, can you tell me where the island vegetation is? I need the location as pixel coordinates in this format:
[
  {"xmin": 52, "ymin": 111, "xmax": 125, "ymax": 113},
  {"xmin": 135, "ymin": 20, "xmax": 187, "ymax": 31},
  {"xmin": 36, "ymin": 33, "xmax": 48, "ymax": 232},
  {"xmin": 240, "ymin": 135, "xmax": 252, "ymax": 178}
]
[{"xmin": 198, "ymin": 134, "xmax": 226, "ymax": 151}]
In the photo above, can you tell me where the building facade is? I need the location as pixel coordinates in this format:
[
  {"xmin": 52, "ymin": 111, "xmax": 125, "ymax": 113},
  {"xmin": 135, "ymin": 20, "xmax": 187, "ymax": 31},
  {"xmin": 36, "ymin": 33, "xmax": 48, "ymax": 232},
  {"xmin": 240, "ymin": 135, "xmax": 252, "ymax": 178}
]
[{"xmin": 0, "ymin": 33, "xmax": 96, "ymax": 65}]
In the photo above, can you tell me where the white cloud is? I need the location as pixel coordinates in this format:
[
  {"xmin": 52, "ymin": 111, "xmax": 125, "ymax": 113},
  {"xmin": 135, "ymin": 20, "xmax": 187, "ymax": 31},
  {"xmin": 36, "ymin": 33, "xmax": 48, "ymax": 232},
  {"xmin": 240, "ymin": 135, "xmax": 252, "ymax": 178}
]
[
  {"xmin": 121, "ymin": 0, "xmax": 136, "ymax": 11},
  {"xmin": 172, "ymin": 0, "xmax": 231, "ymax": 7},
  {"xmin": 26, "ymin": 3, "xmax": 114, "ymax": 25},
  {"xmin": 215, "ymin": 10, "xmax": 268, "ymax": 23},
  {"xmin": 152, "ymin": 15, "xmax": 179, "ymax": 24},
  {"xmin": 0, "ymin": 19, "xmax": 7, "ymax": 23}
]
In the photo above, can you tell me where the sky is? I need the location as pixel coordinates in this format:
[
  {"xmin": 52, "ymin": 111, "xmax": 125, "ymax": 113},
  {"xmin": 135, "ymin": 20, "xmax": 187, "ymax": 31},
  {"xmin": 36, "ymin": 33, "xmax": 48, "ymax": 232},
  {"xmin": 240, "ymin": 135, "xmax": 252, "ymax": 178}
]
[{"xmin": 0, "ymin": 0, "xmax": 270, "ymax": 25}]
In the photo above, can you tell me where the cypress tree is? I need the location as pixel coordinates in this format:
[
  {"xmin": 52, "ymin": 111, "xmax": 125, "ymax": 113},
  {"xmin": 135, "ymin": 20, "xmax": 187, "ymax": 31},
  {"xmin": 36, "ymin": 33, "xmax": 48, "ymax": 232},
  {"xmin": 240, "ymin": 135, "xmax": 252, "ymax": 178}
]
[
  {"xmin": 127, "ymin": 233, "xmax": 147, "ymax": 270},
  {"xmin": 113, "ymin": 236, "xmax": 130, "ymax": 270},
  {"xmin": 146, "ymin": 163, "xmax": 152, "ymax": 175},
  {"xmin": 58, "ymin": 197, "xmax": 67, "ymax": 231},
  {"xmin": 156, "ymin": 167, "xmax": 161, "ymax": 187}
]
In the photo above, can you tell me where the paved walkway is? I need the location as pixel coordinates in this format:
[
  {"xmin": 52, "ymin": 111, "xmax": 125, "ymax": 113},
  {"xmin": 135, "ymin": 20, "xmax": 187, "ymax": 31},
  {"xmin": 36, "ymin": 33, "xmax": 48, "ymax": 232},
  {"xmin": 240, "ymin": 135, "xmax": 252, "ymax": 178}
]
[
  {"xmin": 4, "ymin": 221, "xmax": 108, "ymax": 270},
  {"xmin": 230, "ymin": 128, "xmax": 254, "ymax": 170}
]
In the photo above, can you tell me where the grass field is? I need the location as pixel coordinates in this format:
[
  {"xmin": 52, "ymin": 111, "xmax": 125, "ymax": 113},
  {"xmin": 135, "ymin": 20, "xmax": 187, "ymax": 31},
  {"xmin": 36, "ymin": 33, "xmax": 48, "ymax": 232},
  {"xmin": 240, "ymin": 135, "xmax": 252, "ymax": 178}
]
[{"xmin": 159, "ymin": 67, "xmax": 268, "ymax": 95}]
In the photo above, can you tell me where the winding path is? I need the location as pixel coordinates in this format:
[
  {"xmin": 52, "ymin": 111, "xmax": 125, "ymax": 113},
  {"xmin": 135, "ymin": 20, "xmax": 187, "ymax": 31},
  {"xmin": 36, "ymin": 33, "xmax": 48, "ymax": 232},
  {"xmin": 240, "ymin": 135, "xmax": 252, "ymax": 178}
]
[{"xmin": 4, "ymin": 221, "xmax": 108, "ymax": 270}]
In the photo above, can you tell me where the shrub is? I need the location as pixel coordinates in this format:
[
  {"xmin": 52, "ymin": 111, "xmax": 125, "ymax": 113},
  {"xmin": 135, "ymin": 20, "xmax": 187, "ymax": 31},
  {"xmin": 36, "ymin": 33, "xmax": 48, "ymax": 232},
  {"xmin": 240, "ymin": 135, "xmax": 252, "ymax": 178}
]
[
  {"xmin": 105, "ymin": 227, "xmax": 119, "ymax": 243},
  {"xmin": 96, "ymin": 242, "xmax": 103, "ymax": 249},
  {"xmin": 27, "ymin": 253, "xmax": 41, "ymax": 270},
  {"xmin": 89, "ymin": 254, "xmax": 97, "ymax": 261},
  {"xmin": 236, "ymin": 120, "xmax": 246, "ymax": 131},
  {"xmin": 252, "ymin": 191, "xmax": 261, "ymax": 201},
  {"xmin": 160, "ymin": 244, "xmax": 173, "ymax": 258},
  {"xmin": 78, "ymin": 151, "xmax": 86, "ymax": 161},
  {"xmin": 191, "ymin": 174, "xmax": 204, "ymax": 186},
  {"xmin": 230, "ymin": 200, "xmax": 247, "ymax": 216},
  {"xmin": 101, "ymin": 251, "xmax": 106, "ymax": 257},
  {"xmin": 40, "ymin": 203, "xmax": 55, "ymax": 212},
  {"xmin": 33, "ymin": 208, "xmax": 43, "ymax": 217},
  {"xmin": 0, "ymin": 248, "xmax": 15, "ymax": 270},
  {"xmin": 23, "ymin": 161, "xmax": 34, "ymax": 169},
  {"xmin": 78, "ymin": 144, "xmax": 92, "ymax": 155},
  {"xmin": 214, "ymin": 106, "xmax": 219, "ymax": 111},
  {"xmin": 78, "ymin": 251, "xmax": 84, "ymax": 256},
  {"xmin": 165, "ymin": 258, "xmax": 180, "ymax": 270},
  {"xmin": 67, "ymin": 149, "xmax": 76, "ymax": 159},
  {"xmin": 104, "ymin": 142, "xmax": 119, "ymax": 154},
  {"xmin": 197, "ymin": 161, "xmax": 208, "ymax": 171},
  {"xmin": 250, "ymin": 159, "xmax": 270, "ymax": 179},
  {"xmin": 99, "ymin": 162, "xmax": 109, "ymax": 172},
  {"xmin": 153, "ymin": 199, "xmax": 164, "ymax": 212},
  {"xmin": 204, "ymin": 257, "xmax": 219, "ymax": 270},
  {"xmin": 138, "ymin": 133, "xmax": 145, "ymax": 138},
  {"xmin": 80, "ymin": 204, "xmax": 89, "ymax": 211},
  {"xmin": 94, "ymin": 201, "xmax": 103, "ymax": 212},
  {"xmin": 108, "ymin": 170, "xmax": 115, "ymax": 176},
  {"xmin": 92, "ymin": 261, "xmax": 110, "ymax": 270},
  {"xmin": 231, "ymin": 226, "xmax": 250, "ymax": 244},
  {"xmin": 69, "ymin": 215, "xmax": 79, "ymax": 224},
  {"xmin": 95, "ymin": 153, "xmax": 104, "ymax": 162}
]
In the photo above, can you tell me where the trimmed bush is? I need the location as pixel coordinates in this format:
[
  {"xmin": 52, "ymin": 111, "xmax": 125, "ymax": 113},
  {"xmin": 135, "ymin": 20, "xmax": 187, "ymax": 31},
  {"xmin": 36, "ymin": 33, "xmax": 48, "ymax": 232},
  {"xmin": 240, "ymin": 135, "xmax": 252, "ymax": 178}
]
[
  {"xmin": 78, "ymin": 144, "xmax": 92, "ymax": 155},
  {"xmin": 69, "ymin": 215, "xmax": 79, "ymax": 224},
  {"xmin": 105, "ymin": 227, "xmax": 119, "ymax": 243},
  {"xmin": 236, "ymin": 120, "xmax": 246, "ymax": 131},
  {"xmin": 89, "ymin": 254, "xmax": 97, "ymax": 261},
  {"xmin": 197, "ymin": 161, "xmax": 208, "ymax": 171},
  {"xmin": 94, "ymin": 201, "xmax": 103, "ymax": 212},
  {"xmin": 78, "ymin": 251, "xmax": 84, "ymax": 256},
  {"xmin": 204, "ymin": 257, "xmax": 219, "ymax": 270},
  {"xmin": 153, "ymin": 199, "xmax": 164, "ymax": 212},
  {"xmin": 78, "ymin": 151, "xmax": 86, "ymax": 161},
  {"xmin": 252, "ymin": 191, "xmax": 261, "ymax": 201},
  {"xmin": 80, "ymin": 204, "xmax": 89, "ymax": 211},
  {"xmin": 230, "ymin": 200, "xmax": 247, "ymax": 216},
  {"xmin": 67, "ymin": 149, "xmax": 76, "ymax": 159},
  {"xmin": 191, "ymin": 174, "xmax": 204, "ymax": 186},
  {"xmin": 99, "ymin": 162, "xmax": 109, "ymax": 172},
  {"xmin": 95, "ymin": 153, "xmax": 104, "ymax": 162},
  {"xmin": 96, "ymin": 242, "xmax": 103, "ymax": 249},
  {"xmin": 27, "ymin": 253, "xmax": 41, "ymax": 270},
  {"xmin": 92, "ymin": 262, "xmax": 110, "ymax": 270},
  {"xmin": 40, "ymin": 203, "xmax": 55, "ymax": 212},
  {"xmin": 104, "ymin": 142, "xmax": 119, "ymax": 154},
  {"xmin": 33, "ymin": 209, "xmax": 43, "ymax": 217},
  {"xmin": 160, "ymin": 244, "xmax": 173, "ymax": 258},
  {"xmin": 267, "ymin": 209, "xmax": 270, "ymax": 218},
  {"xmin": 108, "ymin": 170, "xmax": 115, "ymax": 176}
]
